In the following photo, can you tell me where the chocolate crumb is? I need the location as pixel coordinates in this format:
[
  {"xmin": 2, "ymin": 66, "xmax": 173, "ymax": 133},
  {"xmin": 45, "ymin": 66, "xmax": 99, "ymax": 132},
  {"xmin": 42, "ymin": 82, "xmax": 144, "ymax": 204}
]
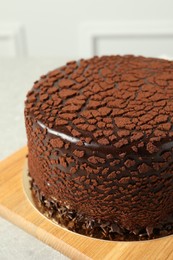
[{"xmin": 30, "ymin": 177, "xmax": 173, "ymax": 241}]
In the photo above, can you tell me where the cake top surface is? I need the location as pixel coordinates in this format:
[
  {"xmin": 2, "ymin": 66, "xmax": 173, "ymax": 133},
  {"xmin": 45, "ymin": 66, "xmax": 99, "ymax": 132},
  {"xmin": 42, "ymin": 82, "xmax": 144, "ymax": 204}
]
[{"xmin": 25, "ymin": 55, "xmax": 173, "ymax": 155}]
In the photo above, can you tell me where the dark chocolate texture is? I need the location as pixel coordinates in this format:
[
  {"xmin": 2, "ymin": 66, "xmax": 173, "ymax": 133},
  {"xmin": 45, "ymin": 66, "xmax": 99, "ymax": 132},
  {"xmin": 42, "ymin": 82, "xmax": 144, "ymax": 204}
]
[
  {"xmin": 30, "ymin": 177, "xmax": 173, "ymax": 241},
  {"xmin": 25, "ymin": 55, "xmax": 173, "ymax": 240}
]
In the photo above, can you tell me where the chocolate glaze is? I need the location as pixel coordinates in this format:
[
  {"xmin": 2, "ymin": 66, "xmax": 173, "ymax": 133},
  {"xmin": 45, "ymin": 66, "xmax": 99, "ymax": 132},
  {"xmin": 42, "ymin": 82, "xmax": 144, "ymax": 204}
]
[
  {"xmin": 30, "ymin": 177, "xmax": 173, "ymax": 241},
  {"xmin": 25, "ymin": 55, "xmax": 173, "ymax": 240}
]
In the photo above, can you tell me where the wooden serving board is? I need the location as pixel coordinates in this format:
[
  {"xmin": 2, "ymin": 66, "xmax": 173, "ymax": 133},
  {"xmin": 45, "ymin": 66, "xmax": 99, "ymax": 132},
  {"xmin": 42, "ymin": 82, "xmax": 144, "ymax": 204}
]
[{"xmin": 0, "ymin": 147, "xmax": 173, "ymax": 260}]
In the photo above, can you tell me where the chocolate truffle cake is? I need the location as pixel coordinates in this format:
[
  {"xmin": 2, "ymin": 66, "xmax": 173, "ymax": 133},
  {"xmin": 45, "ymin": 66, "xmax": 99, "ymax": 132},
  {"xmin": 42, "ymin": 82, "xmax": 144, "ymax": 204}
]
[{"xmin": 25, "ymin": 55, "xmax": 173, "ymax": 241}]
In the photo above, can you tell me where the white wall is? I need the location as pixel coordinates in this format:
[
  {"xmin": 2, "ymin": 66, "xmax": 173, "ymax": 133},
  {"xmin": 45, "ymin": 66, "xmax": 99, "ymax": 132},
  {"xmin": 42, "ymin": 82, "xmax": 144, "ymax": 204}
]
[{"xmin": 0, "ymin": 0, "xmax": 173, "ymax": 59}]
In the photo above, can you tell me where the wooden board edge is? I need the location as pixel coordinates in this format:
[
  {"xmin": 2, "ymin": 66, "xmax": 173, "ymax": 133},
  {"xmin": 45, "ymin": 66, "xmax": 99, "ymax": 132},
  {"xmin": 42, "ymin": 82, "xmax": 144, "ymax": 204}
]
[{"xmin": 0, "ymin": 204, "xmax": 91, "ymax": 260}]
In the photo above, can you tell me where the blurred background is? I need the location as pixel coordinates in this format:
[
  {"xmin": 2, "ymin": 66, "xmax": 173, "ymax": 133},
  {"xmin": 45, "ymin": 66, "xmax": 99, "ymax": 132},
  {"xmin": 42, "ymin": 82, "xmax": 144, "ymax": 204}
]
[
  {"xmin": 0, "ymin": 0, "xmax": 173, "ymax": 59},
  {"xmin": 1, "ymin": 1, "xmax": 173, "ymax": 259}
]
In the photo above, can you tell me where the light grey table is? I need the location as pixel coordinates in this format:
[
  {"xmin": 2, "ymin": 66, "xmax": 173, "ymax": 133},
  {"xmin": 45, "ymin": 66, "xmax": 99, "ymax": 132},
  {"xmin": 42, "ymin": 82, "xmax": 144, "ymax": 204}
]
[{"xmin": 0, "ymin": 58, "xmax": 73, "ymax": 260}]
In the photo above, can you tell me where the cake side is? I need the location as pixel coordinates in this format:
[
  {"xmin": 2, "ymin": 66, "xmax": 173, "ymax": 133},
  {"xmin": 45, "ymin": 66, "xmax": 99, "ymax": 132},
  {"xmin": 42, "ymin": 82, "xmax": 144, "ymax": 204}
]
[{"xmin": 25, "ymin": 55, "xmax": 173, "ymax": 240}]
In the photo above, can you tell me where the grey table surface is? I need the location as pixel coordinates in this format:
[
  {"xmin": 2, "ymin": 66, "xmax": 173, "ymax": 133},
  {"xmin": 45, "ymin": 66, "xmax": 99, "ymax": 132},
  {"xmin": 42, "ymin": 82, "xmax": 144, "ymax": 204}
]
[{"xmin": 0, "ymin": 58, "xmax": 73, "ymax": 260}]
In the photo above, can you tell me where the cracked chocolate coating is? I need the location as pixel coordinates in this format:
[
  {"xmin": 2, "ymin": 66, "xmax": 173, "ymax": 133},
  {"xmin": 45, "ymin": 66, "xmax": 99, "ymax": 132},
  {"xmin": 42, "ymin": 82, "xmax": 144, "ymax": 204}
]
[
  {"xmin": 25, "ymin": 55, "xmax": 173, "ymax": 239},
  {"xmin": 30, "ymin": 177, "xmax": 173, "ymax": 241}
]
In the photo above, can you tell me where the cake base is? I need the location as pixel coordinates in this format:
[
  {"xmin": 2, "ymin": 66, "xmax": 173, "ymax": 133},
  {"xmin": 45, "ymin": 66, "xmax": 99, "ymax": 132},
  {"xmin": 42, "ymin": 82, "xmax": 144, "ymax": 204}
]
[
  {"xmin": 30, "ymin": 176, "xmax": 173, "ymax": 241},
  {"xmin": 2, "ymin": 147, "xmax": 173, "ymax": 259}
]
